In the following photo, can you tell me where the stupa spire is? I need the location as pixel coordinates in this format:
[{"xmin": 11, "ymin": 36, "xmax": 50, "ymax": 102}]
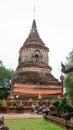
[
  {"xmin": 32, "ymin": 7, "xmax": 36, "ymax": 29},
  {"xmin": 32, "ymin": 19, "xmax": 36, "ymax": 29},
  {"xmin": 23, "ymin": 8, "xmax": 45, "ymax": 46}
]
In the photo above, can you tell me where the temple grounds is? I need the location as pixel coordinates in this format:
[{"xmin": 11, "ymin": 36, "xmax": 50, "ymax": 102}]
[
  {"xmin": 0, "ymin": 113, "xmax": 65, "ymax": 130},
  {"xmin": 5, "ymin": 118, "xmax": 64, "ymax": 130}
]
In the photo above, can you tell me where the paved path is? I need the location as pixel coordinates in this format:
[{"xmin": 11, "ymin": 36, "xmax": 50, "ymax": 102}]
[{"xmin": 0, "ymin": 113, "xmax": 43, "ymax": 120}]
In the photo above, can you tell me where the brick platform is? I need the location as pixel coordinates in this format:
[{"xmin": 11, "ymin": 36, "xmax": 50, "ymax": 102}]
[{"xmin": 0, "ymin": 113, "xmax": 43, "ymax": 120}]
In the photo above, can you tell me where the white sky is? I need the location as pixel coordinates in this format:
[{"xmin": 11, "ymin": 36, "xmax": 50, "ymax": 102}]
[{"xmin": 0, "ymin": 0, "xmax": 73, "ymax": 80}]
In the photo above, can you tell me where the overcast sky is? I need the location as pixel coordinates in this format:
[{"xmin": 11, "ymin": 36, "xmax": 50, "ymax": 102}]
[{"xmin": 0, "ymin": 0, "xmax": 73, "ymax": 80}]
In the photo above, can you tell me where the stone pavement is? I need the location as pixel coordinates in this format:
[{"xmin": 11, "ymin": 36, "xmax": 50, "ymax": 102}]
[{"xmin": 0, "ymin": 113, "xmax": 43, "ymax": 120}]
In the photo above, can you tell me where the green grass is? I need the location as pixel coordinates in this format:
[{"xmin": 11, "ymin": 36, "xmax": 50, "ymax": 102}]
[{"xmin": 5, "ymin": 118, "xmax": 65, "ymax": 130}]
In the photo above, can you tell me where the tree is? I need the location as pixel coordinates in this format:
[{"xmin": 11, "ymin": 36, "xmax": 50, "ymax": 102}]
[
  {"xmin": 0, "ymin": 86, "xmax": 10, "ymax": 100},
  {"xmin": 64, "ymin": 73, "xmax": 73, "ymax": 101},
  {"xmin": 64, "ymin": 49, "xmax": 73, "ymax": 101},
  {"xmin": 52, "ymin": 100, "xmax": 60, "ymax": 113},
  {"xmin": 0, "ymin": 65, "xmax": 15, "ymax": 99},
  {"xmin": 52, "ymin": 98, "xmax": 73, "ymax": 115},
  {"xmin": 65, "ymin": 49, "xmax": 73, "ymax": 68},
  {"xmin": 0, "ymin": 66, "xmax": 11, "ymax": 87}
]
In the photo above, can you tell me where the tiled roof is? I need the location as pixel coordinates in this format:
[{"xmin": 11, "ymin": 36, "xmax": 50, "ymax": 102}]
[
  {"xmin": 63, "ymin": 66, "xmax": 73, "ymax": 73},
  {"xmin": 13, "ymin": 88, "xmax": 61, "ymax": 95}
]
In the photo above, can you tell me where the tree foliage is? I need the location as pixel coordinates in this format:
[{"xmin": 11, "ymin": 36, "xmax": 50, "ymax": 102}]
[
  {"xmin": 0, "ymin": 65, "xmax": 15, "ymax": 99},
  {"xmin": 64, "ymin": 49, "xmax": 73, "ymax": 101},
  {"xmin": 52, "ymin": 98, "xmax": 73, "ymax": 114},
  {"xmin": 65, "ymin": 49, "xmax": 73, "ymax": 68},
  {"xmin": 64, "ymin": 73, "xmax": 73, "ymax": 101},
  {"xmin": 0, "ymin": 86, "xmax": 10, "ymax": 100},
  {"xmin": 0, "ymin": 66, "xmax": 11, "ymax": 86}
]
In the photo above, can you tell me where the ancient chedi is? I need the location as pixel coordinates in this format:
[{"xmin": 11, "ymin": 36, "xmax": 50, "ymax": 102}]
[{"xmin": 13, "ymin": 18, "xmax": 62, "ymax": 104}]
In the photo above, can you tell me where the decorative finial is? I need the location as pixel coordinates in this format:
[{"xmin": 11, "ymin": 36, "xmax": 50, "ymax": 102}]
[{"xmin": 34, "ymin": 6, "xmax": 35, "ymax": 19}]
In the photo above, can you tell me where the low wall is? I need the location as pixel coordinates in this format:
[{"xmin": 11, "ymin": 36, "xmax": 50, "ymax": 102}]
[
  {"xmin": 0, "ymin": 106, "xmax": 32, "ymax": 113},
  {"xmin": 44, "ymin": 114, "xmax": 73, "ymax": 129}
]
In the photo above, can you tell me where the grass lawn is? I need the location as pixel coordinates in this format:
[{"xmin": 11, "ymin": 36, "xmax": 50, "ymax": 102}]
[{"xmin": 5, "ymin": 118, "xmax": 65, "ymax": 130}]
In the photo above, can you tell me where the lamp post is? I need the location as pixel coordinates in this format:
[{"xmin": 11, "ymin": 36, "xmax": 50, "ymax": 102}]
[
  {"xmin": 16, "ymin": 95, "xmax": 19, "ymax": 106},
  {"xmin": 8, "ymin": 71, "xmax": 14, "ymax": 108}
]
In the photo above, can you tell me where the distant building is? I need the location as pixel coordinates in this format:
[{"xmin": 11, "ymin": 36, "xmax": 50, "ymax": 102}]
[
  {"xmin": 61, "ymin": 62, "xmax": 73, "ymax": 73},
  {"xmin": 13, "ymin": 18, "xmax": 62, "ymax": 105},
  {"xmin": 64, "ymin": 66, "xmax": 73, "ymax": 73},
  {"xmin": 0, "ymin": 61, "xmax": 3, "ymax": 66}
]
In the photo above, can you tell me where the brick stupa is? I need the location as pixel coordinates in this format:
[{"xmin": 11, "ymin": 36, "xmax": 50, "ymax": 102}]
[{"xmin": 13, "ymin": 19, "xmax": 62, "ymax": 104}]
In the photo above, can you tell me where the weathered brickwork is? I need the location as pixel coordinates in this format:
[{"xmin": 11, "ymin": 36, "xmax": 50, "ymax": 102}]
[{"xmin": 13, "ymin": 19, "xmax": 62, "ymax": 104}]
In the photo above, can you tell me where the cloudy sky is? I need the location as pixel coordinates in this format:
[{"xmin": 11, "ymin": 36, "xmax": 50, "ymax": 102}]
[{"xmin": 0, "ymin": 0, "xmax": 73, "ymax": 80}]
